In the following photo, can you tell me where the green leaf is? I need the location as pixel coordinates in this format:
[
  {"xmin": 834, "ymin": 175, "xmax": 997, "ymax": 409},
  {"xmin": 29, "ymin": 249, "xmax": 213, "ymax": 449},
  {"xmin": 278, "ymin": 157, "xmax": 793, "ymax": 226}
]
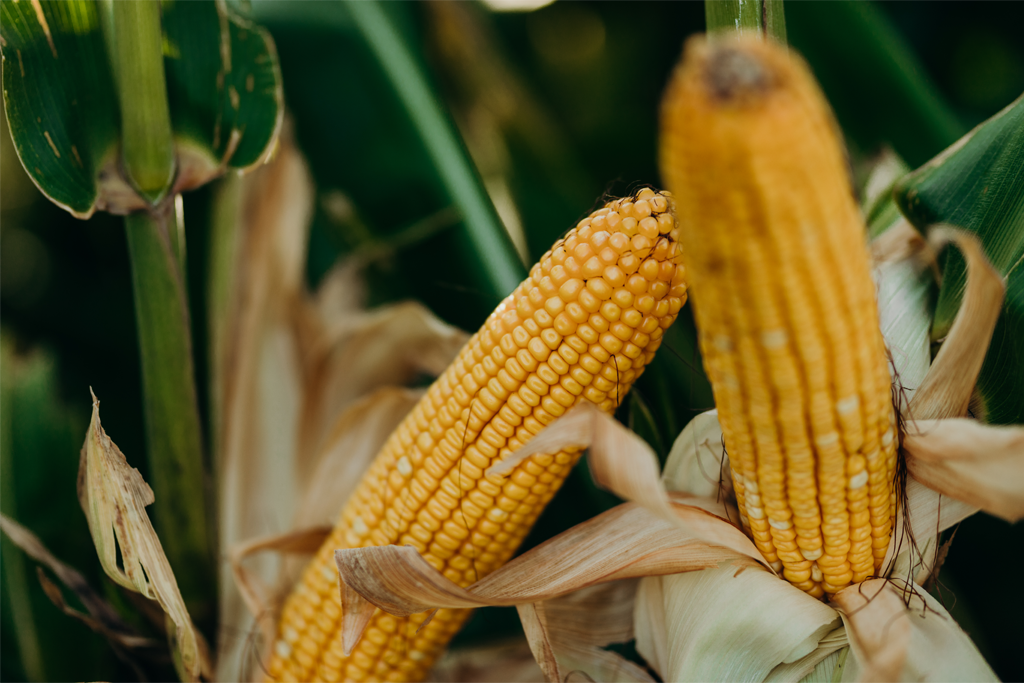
[
  {"xmin": 0, "ymin": 0, "xmax": 120, "ymax": 218},
  {"xmin": 0, "ymin": 0, "xmax": 282, "ymax": 218},
  {"xmin": 162, "ymin": 0, "xmax": 283, "ymax": 178},
  {"xmin": 895, "ymin": 93, "xmax": 1024, "ymax": 424}
]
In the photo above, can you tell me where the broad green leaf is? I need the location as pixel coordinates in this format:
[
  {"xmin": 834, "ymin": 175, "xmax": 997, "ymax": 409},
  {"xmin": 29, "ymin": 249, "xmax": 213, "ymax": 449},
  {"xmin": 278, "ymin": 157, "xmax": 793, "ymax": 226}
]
[
  {"xmin": 895, "ymin": 94, "xmax": 1024, "ymax": 424},
  {"xmin": 162, "ymin": 0, "xmax": 283, "ymax": 180},
  {"xmin": 0, "ymin": 0, "xmax": 120, "ymax": 218},
  {"xmin": 0, "ymin": 0, "xmax": 282, "ymax": 218}
]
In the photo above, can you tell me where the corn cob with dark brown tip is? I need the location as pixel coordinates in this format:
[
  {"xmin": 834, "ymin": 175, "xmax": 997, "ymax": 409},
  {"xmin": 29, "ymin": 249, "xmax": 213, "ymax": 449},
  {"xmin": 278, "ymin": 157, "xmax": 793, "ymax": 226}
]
[
  {"xmin": 660, "ymin": 36, "xmax": 897, "ymax": 599},
  {"xmin": 267, "ymin": 188, "xmax": 687, "ymax": 682}
]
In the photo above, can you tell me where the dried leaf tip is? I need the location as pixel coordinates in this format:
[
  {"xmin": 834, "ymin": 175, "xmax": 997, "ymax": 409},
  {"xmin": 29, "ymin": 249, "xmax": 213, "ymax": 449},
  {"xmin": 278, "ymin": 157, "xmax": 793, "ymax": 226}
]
[{"xmin": 78, "ymin": 391, "xmax": 208, "ymax": 681}]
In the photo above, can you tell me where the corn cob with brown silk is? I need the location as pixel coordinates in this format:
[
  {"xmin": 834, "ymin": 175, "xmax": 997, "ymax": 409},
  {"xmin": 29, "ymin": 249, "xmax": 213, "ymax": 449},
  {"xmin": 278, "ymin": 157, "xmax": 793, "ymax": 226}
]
[
  {"xmin": 267, "ymin": 189, "xmax": 687, "ymax": 682},
  {"xmin": 660, "ymin": 37, "xmax": 897, "ymax": 599}
]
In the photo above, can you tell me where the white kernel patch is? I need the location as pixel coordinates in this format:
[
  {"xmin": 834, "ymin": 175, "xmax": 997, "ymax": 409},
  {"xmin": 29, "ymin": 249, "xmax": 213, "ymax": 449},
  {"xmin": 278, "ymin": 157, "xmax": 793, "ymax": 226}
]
[
  {"xmin": 744, "ymin": 476, "xmax": 759, "ymax": 494},
  {"xmin": 836, "ymin": 395, "xmax": 860, "ymax": 414},
  {"xmin": 284, "ymin": 626, "xmax": 299, "ymax": 643},
  {"xmin": 409, "ymin": 650, "xmax": 426, "ymax": 661},
  {"xmin": 815, "ymin": 432, "xmax": 839, "ymax": 448},
  {"xmin": 882, "ymin": 428, "xmax": 894, "ymax": 447},
  {"xmin": 746, "ymin": 506, "xmax": 765, "ymax": 520},
  {"xmin": 275, "ymin": 640, "xmax": 292, "ymax": 658},
  {"xmin": 770, "ymin": 560, "xmax": 784, "ymax": 573},
  {"xmin": 848, "ymin": 470, "xmax": 869, "ymax": 490},
  {"xmin": 352, "ymin": 515, "xmax": 370, "ymax": 536},
  {"xmin": 801, "ymin": 547, "xmax": 823, "ymax": 561},
  {"xmin": 396, "ymin": 456, "xmax": 413, "ymax": 477},
  {"xmin": 768, "ymin": 517, "xmax": 792, "ymax": 530},
  {"xmin": 811, "ymin": 562, "xmax": 824, "ymax": 582},
  {"xmin": 712, "ymin": 335, "xmax": 733, "ymax": 352},
  {"xmin": 761, "ymin": 329, "xmax": 788, "ymax": 349},
  {"xmin": 321, "ymin": 564, "xmax": 337, "ymax": 581}
]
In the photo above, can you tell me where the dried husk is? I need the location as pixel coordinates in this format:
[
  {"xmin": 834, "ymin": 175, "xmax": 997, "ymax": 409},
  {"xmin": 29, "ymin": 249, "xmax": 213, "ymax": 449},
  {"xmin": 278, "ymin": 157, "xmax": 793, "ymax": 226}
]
[
  {"xmin": 77, "ymin": 394, "xmax": 209, "ymax": 681},
  {"xmin": 487, "ymin": 402, "xmax": 675, "ymax": 523},
  {"xmin": 543, "ymin": 581, "xmax": 654, "ymax": 683},
  {"xmin": 832, "ymin": 580, "xmax": 996, "ymax": 682},
  {"xmin": 660, "ymin": 409, "xmax": 730, "ymax": 499},
  {"xmin": 335, "ymin": 500, "xmax": 762, "ymax": 664},
  {"xmin": 487, "ymin": 402, "xmax": 748, "ymax": 544},
  {"xmin": 428, "ymin": 639, "xmax": 545, "ymax": 682},
  {"xmin": 903, "ymin": 418, "xmax": 1024, "ymax": 522},
  {"xmin": 909, "ymin": 228, "xmax": 1005, "ymax": 421}
]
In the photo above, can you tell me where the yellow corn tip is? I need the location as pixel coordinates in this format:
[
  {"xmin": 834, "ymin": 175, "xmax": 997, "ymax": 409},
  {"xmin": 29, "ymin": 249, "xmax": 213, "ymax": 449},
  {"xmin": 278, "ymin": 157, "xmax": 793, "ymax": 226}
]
[
  {"xmin": 660, "ymin": 37, "xmax": 897, "ymax": 599},
  {"xmin": 267, "ymin": 189, "xmax": 686, "ymax": 682}
]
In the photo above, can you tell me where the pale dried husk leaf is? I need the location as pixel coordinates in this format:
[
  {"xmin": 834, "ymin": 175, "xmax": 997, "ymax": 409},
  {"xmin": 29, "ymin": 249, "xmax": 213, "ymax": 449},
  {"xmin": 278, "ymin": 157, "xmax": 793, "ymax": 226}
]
[
  {"xmin": 428, "ymin": 639, "xmax": 545, "ymax": 682},
  {"xmin": 634, "ymin": 565, "xmax": 840, "ymax": 683},
  {"xmin": 226, "ymin": 386, "xmax": 426, "ymax": 669},
  {"xmin": 488, "ymin": 402, "xmax": 705, "ymax": 535},
  {"xmin": 228, "ymin": 525, "xmax": 332, "ymax": 657},
  {"xmin": 215, "ymin": 136, "xmax": 313, "ymax": 680},
  {"xmin": 544, "ymin": 580, "xmax": 654, "ymax": 683},
  {"xmin": 518, "ymin": 602, "xmax": 562, "ymax": 683},
  {"xmin": 293, "ymin": 387, "xmax": 423, "ymax": 530},
  {"xmin": 294, "ymin": 298, "xmax": 468, "ymax": 483},
  {"xmin": 909, "ymin": 228, "xmax": 1005, "ymax": 420},
  {"xmin": 882, "ymin": 476, "xmax": 977, "ymax": 580},
  {"xmin": 661, "ymin": 409, "xmax": 730, "ymax": 499},
  {"xmin": 335, "ymin": 500, "xmax": 762, "ymax": 655},
  {"xmin": 870, "ymin": 218, "xmax": 926, "ymax": 265},
  {"xmin": 873, "ymin": 231, "xmax": 934, "ymax": 409},
  {"xmin": 832, "ymin": 579, "xmax": 995, "ymax": 682},
  {"xmin": 766, "ymin": 628, "xmax": 848, "ymax": 683},
  {"xmin": 903, "ymin": 418, "xmax": 1024, "ymax": 522},
  {"xmin": 77, "ymin": 394, "xmax": 209, "ymax": 681}
]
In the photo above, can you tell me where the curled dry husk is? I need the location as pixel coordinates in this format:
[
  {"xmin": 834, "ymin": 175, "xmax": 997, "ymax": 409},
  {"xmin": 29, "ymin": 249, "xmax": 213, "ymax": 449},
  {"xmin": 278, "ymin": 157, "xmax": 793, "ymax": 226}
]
[
  {"xmin": 77, "ymin": 393, "xmax": 211, "ymax": 681},
  {"xmin": 832, "ymin": 579, "xmax": 996, "ymax": 682}
]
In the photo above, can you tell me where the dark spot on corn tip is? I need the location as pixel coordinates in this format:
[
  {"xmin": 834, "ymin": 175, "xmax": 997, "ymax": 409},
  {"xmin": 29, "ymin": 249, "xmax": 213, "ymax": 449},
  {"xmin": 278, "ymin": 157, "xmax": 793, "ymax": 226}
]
[{"xmin": 704, "ymin": 46, "xmax": 771, "ymax": 101}]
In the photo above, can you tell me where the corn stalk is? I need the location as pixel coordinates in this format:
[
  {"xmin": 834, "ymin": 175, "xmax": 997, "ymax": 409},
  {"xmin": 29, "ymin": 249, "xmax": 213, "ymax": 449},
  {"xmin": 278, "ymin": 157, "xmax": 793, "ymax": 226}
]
[{"xmin": 107, "ymin": 1, "xmax": 213, "ymax": 619}]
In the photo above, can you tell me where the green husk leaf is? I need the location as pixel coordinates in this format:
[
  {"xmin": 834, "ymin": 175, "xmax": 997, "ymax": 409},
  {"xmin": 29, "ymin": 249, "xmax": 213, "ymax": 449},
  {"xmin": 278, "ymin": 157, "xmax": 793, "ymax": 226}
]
[
  {"xmin": 0, "ymin": 0, "xmax": 282, "ymax": 217},
  {"xmin": 895, "ymin": 94, "xmax": 1024, "ymax": 423}
]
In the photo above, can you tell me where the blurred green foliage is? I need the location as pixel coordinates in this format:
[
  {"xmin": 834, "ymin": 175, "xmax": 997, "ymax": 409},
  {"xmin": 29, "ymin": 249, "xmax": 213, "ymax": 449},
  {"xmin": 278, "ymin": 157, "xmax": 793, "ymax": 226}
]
[{"xmin": 2, "ymin": 2, "xmax": 1022, "ymax": 681}]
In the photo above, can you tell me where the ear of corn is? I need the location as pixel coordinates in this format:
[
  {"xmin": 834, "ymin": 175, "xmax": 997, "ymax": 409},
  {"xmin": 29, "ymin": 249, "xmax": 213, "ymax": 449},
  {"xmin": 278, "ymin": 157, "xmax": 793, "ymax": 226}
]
[
  {"xmin": 660, "ymin": 38, "xmax": 897, "ymax": 598},
  {"xmin": 267, "ymin": 189, "xmax": 686, "ymax": 682}
]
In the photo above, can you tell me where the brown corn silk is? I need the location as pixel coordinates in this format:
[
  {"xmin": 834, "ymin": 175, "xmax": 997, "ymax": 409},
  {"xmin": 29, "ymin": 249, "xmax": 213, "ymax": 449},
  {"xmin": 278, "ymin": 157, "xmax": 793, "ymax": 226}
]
[
  {"xmin": 660, "ymin": 37, "xmax": 897, "ymax": 598},
  {"xmin": 267, "ymin": 189, "xmax": 687, "ymax": 681}
]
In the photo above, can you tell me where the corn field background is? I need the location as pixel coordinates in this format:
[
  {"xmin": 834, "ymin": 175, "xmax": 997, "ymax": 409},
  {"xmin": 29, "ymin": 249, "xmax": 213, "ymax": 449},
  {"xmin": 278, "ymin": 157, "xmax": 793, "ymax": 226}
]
[{"xmin": 1, "ymin": 2, "xmax": 1022, "ymax": 681}]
